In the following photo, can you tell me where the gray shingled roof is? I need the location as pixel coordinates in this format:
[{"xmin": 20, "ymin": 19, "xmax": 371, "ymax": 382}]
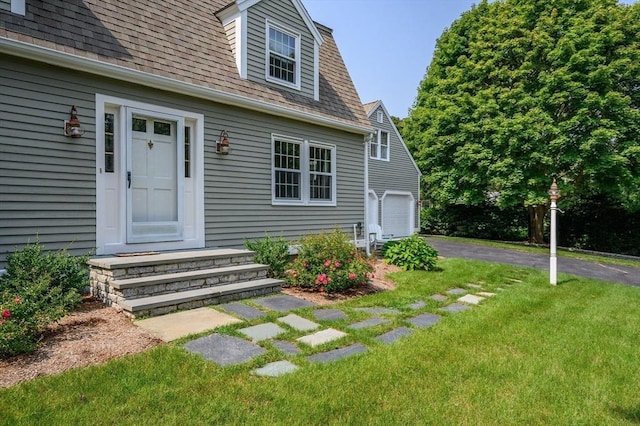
[{"xmin": 0, "ymin": 0, "xmax": 370, "ymax": 130}]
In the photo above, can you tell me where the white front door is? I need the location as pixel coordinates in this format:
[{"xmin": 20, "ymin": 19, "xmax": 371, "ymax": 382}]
[{"xmin": 126, "ymin": 109, "xmax": 184, "ymax": 243}]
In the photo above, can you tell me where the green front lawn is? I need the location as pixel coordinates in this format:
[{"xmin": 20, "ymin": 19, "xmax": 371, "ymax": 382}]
[{"xmin": 1, "ymin": 259, "xmax": 639, "ymax": 425}]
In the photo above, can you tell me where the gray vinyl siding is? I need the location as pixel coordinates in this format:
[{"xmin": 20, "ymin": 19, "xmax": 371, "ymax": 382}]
[
  {"xmin": 0, "ymin": 56, "xmax": 365, "ymax": 267},
  {"xmin": 368, "ymin": 105, "xmax": 420, "ymax": 230},
  {"xmin": 0, "ymin": 0, "xmax": 10, "ymax": 12},
  {"xmin": 224, "ymin": 20, "xmax": 237, "ymax": 59},
  {"xmin": 246, "ymin": 0, "xmax": 315, "ymax": 98}
]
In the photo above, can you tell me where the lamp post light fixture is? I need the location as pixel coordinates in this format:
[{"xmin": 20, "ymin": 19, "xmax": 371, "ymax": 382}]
[{"xmin": 548, "ymin": 179, "xmax": 560, "ymax": 285}]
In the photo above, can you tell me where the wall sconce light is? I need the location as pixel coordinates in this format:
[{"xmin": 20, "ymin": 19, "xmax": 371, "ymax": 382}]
[
  {"xmin": 356, "ymin": 221, "xmax": 363, "ymax": 237},
  {"xmin": 64, "ymin": 105, "xmax": 85, "ymax": 138},
  {"xmin": 216, "ymin": 130, "xmax": 231, "ymax": 155}
]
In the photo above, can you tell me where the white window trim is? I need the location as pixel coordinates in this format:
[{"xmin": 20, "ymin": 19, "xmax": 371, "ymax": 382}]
[
  {"xmin": 11, "ymin": 0, "xmax": 25, "ymax": 15},
  {"xmin": 265, "ymin": 19, "xmax": 301, "ymax": 91},
  {"xmin": 376, "ymin": 110, "xmax": 384, "ymax": 123},
  {"xmin": 271, "ymin": 134, "xmax": 336, "ymax": 206},
  {"xmin": 370, "ymin": 129, "xmax": 390, "ymax": 161}
]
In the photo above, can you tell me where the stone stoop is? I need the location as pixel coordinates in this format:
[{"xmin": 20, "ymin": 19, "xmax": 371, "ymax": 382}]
[{"xmin": 89, "ymin": 249, "xmax": 282, "ymax": 318}]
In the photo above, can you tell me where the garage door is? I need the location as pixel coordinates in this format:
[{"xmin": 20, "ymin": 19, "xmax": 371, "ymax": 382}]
[{"xmin": 382, "ymin": 192, "xmax": 413, "ymax": 238}]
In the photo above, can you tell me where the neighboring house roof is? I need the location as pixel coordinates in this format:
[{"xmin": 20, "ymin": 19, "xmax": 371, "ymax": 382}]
[
  {"xmin": 365, "ymin": 100, "xmax": 421, "ymax": 175},
  {"xmin": 0, "ymin": 0, "xmax": 371, "ymax": 133}
]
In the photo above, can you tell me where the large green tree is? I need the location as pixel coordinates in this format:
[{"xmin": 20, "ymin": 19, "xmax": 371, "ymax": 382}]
[{"xmin": 406, "ymin": 0, "xmax": 640, "ymax": 243}]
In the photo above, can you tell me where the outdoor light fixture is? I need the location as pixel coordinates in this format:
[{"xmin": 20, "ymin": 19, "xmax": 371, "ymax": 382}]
[
  {"xmin": 356, "ymin": 221, "xmax": 363, "ymax": 237},
  {"xmin": 548, "ymin": 179, "xmax": 561, "ymax": 285},
  {"xmin": 64, "ymin": 105, "xmax": 85, "ymax": 138},
  {"xmin": 216, "ymin": 130, "xmax": 231, "ymax": 155}
]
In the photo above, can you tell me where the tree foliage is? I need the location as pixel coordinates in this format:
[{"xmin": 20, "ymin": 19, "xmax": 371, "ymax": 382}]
[{"xmin": 405, "ymin": 0, "xmax": 640, "ymax": 241}]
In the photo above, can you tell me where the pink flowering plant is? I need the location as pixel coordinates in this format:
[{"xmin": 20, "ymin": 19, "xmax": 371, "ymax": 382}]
[{"xmin": 285, "ymin": 229, "xmax": 374, "ymax": 292}]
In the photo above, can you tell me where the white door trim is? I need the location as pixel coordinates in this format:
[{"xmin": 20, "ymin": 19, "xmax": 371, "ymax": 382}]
[{"xmin": 95, "ymin": 94, "xmax": 205, "ymax": 255}]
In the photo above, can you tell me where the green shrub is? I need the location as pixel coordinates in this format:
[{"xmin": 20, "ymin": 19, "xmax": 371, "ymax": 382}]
[
  {"xmin": 244, "ymin": 234, "xmax": 290, "ymax": 279},
  {"xmin": 0, "ymin": 241, "xmax": 89, "ymax": 357},
  {"xmin": 380, "ymin": 240, "xmax": 401, "ymax": 257},
  {"xmin": 383, "ymin": 234, "xmax": 438, "ymax": 271},
  {"xmin": 285, "ymin": 229, "xmax": 374, "ymax": 293}
]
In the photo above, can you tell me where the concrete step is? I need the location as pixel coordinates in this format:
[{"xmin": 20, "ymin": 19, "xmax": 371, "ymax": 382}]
[
  {"xmin": 110, "ymin": 263, "xmax": 268, "ymax": 294},
  {"xmin": 119, "ymin": 278, "xmax": 283, "ymax": 318}
]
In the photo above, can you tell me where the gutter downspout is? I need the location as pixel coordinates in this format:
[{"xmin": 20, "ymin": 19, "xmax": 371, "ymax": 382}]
[{"xmin": 364, "ymin": 133, "xmax": 372, "ymax": 256}]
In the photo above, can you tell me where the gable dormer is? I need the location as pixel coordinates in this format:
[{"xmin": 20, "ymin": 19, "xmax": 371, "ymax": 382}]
[{"xmin": 217, "ymin": 0, "xmax": 323, "ymax": 101}]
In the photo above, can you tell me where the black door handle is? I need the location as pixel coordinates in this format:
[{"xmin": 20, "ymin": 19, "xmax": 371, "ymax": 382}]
[{"xmin": 127, "ymin": 171, "xmax": 131, "ymax": 189}]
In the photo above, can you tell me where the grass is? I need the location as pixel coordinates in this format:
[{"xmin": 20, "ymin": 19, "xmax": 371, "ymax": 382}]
[
  {"xmin": 429, "ymin": 235, "xmax": 640, "ymax": 268},
  {"xmin": 2, "ymin": 259, "xmax": 640, "ymax": 425}
]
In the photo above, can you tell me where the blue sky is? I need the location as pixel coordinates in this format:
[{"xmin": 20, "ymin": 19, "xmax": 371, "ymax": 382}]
[{"xmin": 303, "ymin": 0, "xmax": 638, "ymax": 119}]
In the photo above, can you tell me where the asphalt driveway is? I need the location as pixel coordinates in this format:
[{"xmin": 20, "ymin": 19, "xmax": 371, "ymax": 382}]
[{"xmin": 425, "ymin": 238, "xmax": 640, "ymax": 287}]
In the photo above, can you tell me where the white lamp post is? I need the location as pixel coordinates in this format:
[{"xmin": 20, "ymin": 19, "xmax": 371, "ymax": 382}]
[{"xmin": 548, "ymin": 179, "xmax": 560, "ymax": 285}]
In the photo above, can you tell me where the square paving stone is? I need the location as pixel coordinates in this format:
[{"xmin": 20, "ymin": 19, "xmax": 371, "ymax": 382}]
[
  {"xmin": 307, "ymin": 344, "xmax": 368, "ymax": 363},
  {"xmin": 447, "ymin": 288, "xmax": 467, "ymax": 295},
  {"xmin": 376, "ymin": 327, "xmax": 414, "ymax": 344},
  {"xmin": 478, "ymin": 292, "xmax": 496, "ymax": 297},
  {"xmin": 252, "ymin": 361, "xmax": 299, "ymax": 377},
  {"xmin": 135, "ymin": 307, "xmax": 242, "ymax": 342},
  {"xmin": 408, "ymin": 313, "xmax": 442, "ymax": 328},
  {"xmin": 467, "ymin": 283, "xmax": 483, "ymax": 289},
  {"xmin": 239, "ymin": 322, "xmax": 286, "ymax": 342},
  {"xmin": 458, "ymin": 294, "xmax": 485, "ymax": 305},
  {"xmin": 297, "ymin": 328, "xmax": 347, "ymax": 347},
  {"xmin": 408, "ymin": 301, "xmax": 426, "ymax": 310},
  {"xmin": 183, "ymin": 333, "xmax": 265, "ymax": 366},
  {"xmin": 219, "ymin": 303, "xmax": 266, "ymax": 320},
  {"xmin": 431, "ymin": 294, "xmax": 448, "ymax": 302},
  {"xmin": 348, "ymin": 317, "xmax": 389, "ymax": 329},
  {"xmin": 277, "ymin": 314, "xmax": 320, "ymax": 331},
  {"xmin": 354, "ymin": 307, "xmax": 401, "ymax": 315},
  {"xmin": 253, "ymin": 295, "xmax": 316, "ymax": 312},
  {"xmin": 272, "ymin": 340, "xmax": 301, "ymax": 355},
  {"xmin": 440, "ymin": 303, "xmax": 471, "ymax": 313},
  {"xmin": 313, "ymin": 309, "xmax": 348, "ymax": 321}
]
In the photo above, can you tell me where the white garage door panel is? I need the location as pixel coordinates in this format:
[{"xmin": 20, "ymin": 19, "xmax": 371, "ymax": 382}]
[{"xmin": 382, "ymin": 194, "xmax": 412, "ymax": 237}]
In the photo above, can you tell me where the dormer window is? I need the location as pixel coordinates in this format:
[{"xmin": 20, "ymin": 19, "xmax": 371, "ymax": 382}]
[{"xmin": 266, "ymin": 21, "xmax": 301, "ymax": 90}]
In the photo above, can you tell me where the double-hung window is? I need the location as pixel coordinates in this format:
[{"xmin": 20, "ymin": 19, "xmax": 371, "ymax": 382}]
[
  {"xmin": 370, "ymin": 129, "xmax": 389, "ymax": 160},
  {"xmin": 266, "ymin": 21, "xmax": 300, "ymax": 89},
  {"xmin": 272, "ymin": 135, "xmax": 336, "ymax": 205}
]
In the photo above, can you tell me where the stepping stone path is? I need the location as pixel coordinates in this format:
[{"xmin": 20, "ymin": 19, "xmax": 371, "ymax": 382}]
[
  {"xmin": 307, "ymin": 344, "xmax": 368, "ymax": 363},
  {"xmin": 219, "ymin": 303, "xmax": 266, "ymax": 320},
  {"xmin": 408, "ymin": 301, "xmax": 426, "ymax": 310},
  {"xmin": 458, "ymin": 294, "xmax": 485, "ymax": 305},
  {"xmin": 313, "ymin": 308, "xmax": 348, "ymax": 321},
  {"xmin": 253, "ymin": 295, "xmax": 316, "ymax": 312},
  {"xmin": 349, "ymin": 317, "xmax": 389, "ymax": 329},
  {"xmin": 239, "ymin": 323, "xmax": 286, "ymax": 342},
  {"xmin": 252, "ymin": 360, "xmax": 299, "ymax": 377},
  {"xmin": 297, "ymin": 328, "xmax": 347, "ymax": 347},
  {"xmin": 440, "ymin": 303, "xmax": 471, "ymax": 313},
  {"xmin": 278, "ymin": 314, "xmax": 320, "ymax": 331},
  {"xmin": 408, "ymin": 313, "xmax": 442, "ymax": 328},
  {"xmin": 272, "ymin": 340, "xmax": 301, "ymax": 355},
  {"xmin": 182, "ymin": 286, "xmax": 503, "ymax": 374},
  {"xmin": 376, "ymin": 327, "xmax": 413, "ymax": 344},
  {"xmin": 183, "ymin": 333, "xmax": 265, "ymax": 366}
]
